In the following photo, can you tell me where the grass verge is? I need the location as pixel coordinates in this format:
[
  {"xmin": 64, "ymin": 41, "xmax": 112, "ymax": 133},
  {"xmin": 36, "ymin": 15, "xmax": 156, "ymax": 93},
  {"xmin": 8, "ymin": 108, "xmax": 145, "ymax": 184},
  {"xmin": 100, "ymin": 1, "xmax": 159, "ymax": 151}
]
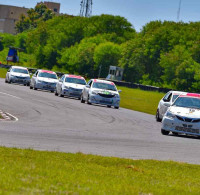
[
  {"xmin": 119, "ymin": 86, "xmax": 164, "ymax": 115},
  {"xmin": 0, "ymin": 67, "xmax": 7, "ymax": 78},
  {"xmin": 0, "ymin": 147, "xmax": 199, "ymax": 194}
]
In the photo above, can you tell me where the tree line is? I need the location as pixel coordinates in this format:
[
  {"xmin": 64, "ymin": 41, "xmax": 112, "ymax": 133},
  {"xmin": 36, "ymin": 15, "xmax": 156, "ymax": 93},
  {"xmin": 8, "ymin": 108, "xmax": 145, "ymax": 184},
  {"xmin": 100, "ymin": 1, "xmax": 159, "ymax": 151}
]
[{"xmin": 0, "ymin": 3, "xmax": 200, "ymax": 92}]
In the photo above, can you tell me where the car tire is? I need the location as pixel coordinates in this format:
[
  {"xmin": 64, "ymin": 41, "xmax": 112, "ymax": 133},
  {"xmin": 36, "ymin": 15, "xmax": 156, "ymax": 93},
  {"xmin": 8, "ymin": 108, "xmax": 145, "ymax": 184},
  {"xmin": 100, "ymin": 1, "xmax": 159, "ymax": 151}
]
[
  {"xmin": 59, "ymin": 89, "xmax": 64, "ymax": 97},
  {"xmin": 87, "ymin": 95, "xmax": 91, "ymax": 105},
  {"xmin": 30, "ymin": 84, "xmax": 33, "ymax": 89},
  {"xmin": 51, "ymin": 91, "xmax": 54, "ymax": 93},
  {"xmin": 81, "ymin": 94, "xmax": 85, "ymax": 103},
  {"xmin": 161, "ymin": 129, "xmax": 170, "ymax": 135},
  {"xmin": 5, "ymin": 79, "xmax": 7, "ymax": 83},
  {"xmin": 33, "ymin": 84, "xmax": 37, "ymax": 90},
  {"xmin": 107, "ymin": 105, "xmax": 111, "ymax": 108},
  {"xmin": 156, "ymin": 109, "xmax": 162, "ymax": 122},
  {"xmin": 114, "ymin": 106, "xmax": 119, "ymax": 109},
  {"xmin": 55, "ymin": 89, "xmax": 58, "ymax": 96}
]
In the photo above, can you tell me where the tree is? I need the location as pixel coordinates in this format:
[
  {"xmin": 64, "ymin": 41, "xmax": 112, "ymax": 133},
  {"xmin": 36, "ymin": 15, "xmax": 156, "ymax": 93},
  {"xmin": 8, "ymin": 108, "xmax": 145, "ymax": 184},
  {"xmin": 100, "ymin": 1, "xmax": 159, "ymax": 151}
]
[
  {"xmin": 94, "ymin": 42, "xmax": 121, "ymax": 78},
  {"xmin": 16, "ymin": 3, "xmax": 54, "ymax": 33}
]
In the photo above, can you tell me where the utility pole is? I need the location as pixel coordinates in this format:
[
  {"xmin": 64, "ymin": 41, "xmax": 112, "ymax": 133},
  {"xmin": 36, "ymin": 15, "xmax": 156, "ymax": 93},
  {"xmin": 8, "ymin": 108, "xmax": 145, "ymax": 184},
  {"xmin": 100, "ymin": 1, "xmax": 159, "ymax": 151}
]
[
  {"xmin": 177, "ymin": 0, "xmax": 182, "ymax": 21},
  {"xmin": 80, "ymin": 0, "xmax": 93, "ymax": 17}
]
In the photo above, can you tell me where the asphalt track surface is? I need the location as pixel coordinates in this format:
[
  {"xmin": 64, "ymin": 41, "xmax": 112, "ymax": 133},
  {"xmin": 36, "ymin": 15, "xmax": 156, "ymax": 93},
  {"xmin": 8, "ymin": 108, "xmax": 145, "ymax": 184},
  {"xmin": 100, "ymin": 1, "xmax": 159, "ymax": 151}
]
[{"xmin": 0, "ymin": 78, "xmax": 199, "ymax": 165}]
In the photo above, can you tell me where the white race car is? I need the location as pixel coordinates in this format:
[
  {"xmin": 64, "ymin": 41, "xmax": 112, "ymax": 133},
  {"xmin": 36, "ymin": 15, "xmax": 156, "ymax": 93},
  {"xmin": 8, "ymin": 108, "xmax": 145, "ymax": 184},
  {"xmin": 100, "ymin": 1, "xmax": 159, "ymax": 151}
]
[
  {"xmin": 161, "ymin": 93, "xmax": 200, "ymax": 136},
  {"xmin": 55, "ymin": 74, "xmax": 86, "ymax": 99},
  {"xmin": 5, "ymin": 66, "xmax": 30, "ymax": 86},
  {"xmin": 81, "ymin": 79, "xmax": 121, "ymax": 109},
  {"xmin": 156, "ymin": 91, "xmax": 185, "ymax": 122},
  {"xmin": 30, "ymin": 70, "xmax": 58, "ymax": 92}
]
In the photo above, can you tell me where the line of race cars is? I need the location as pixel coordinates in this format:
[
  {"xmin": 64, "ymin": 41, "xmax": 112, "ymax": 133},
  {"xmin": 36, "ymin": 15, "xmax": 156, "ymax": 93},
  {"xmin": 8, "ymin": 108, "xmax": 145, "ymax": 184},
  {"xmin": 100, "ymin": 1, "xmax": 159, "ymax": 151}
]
[
  {"xmin": 156, "ymin": 90, "xmax": 200, "ymax": 137},
  {"xmin": 5, "ymin": 66, "xmax": 121, "ymax": 109},
  {"xmin": 5, "ymin": 66, "xmax": 200, "ymax": 138}
]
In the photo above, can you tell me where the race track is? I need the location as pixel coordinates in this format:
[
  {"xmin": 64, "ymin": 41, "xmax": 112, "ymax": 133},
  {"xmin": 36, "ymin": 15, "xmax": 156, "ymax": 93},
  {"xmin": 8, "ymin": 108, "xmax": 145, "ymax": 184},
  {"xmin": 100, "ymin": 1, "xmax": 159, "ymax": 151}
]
[{"xmin": 0, "ymin": 78, "xmax": 199, "ymax": 164}]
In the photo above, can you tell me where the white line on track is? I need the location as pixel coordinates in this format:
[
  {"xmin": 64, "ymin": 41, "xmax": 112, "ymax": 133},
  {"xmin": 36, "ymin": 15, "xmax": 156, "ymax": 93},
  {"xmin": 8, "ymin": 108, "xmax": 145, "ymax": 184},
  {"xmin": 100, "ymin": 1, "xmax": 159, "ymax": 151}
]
[
  {"xmin": 6, "ymin": 112, "xmax": 19, "ymax": 122},
  {"xmin": 0, "ymin": 92, "xmax": 22, "ymax": 99}
]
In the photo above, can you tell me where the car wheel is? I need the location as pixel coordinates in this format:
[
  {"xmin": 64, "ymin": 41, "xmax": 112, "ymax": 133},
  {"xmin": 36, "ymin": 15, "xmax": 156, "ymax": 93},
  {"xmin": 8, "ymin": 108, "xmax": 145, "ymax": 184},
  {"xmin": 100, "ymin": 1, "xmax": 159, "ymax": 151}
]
[
  {"xmin": 30, "ymin": 84, "xmax": 33, "ymax": 89},
  {"xmin": 51, "ymin": 90, "xmax": 54, "ymax": 93},
  {"xmin": 59, "ymin": 89, "xmax": 64, "ymax": 97},
  {"xmin": 156, "ymin": 109, "xmax": 162, "ymax": 122},
  {"xmin": 80, "ymin": 94, "xmax": 85, "ymax": 103},
  {"xmin": 33, "ymin": 83, "xmax": 37, "ymax": 90},
  {"xmin": 87, "ymin": 95, "xmax": 91, "ymax": 105},
  {"xmin": 161, "ymin": 129, "xmax": 170, "ymax": 135},
  {"xmin": 114, "ymin": 106, "xmax": 119, "ymax": 109},
  {"xmin": 5, "ymin": 79, "xmax": 7, "ymax": 83},
  {"xmin": 55, "ymin": 89, "xmax": 58, "ymax": 96},
  {"xmin": 27, "ymin": 83, "xmax": 30, "ymax": 86},
  {"xmin": 107, "ymin": 105, "xmax": 111, "ymax": 108},
  {"xmin": 172, "ymin": 132, "xmax": 179, "ymax": 136}
]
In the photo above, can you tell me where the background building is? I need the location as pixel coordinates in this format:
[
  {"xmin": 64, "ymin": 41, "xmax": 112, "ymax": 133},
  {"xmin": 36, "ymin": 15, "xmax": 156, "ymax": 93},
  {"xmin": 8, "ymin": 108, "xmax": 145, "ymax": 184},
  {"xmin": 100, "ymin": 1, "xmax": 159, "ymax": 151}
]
[
  {"xmin": 0, "ymin": 1, "xmax": 60, "ymax": 34},
  {"xmin": 0, "ymin": 5, "xmax": 28, "ymax": 34}
]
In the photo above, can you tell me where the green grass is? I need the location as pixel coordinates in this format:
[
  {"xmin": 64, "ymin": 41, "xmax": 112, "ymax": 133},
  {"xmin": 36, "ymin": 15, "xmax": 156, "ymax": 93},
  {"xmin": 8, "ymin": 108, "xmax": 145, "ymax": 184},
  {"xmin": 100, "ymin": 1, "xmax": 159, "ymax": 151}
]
[
  {"xmin": 0, "ymin": 67, "xmax": 7, "ymax": 78},
  {"xmin": 119, "ymin": 86, "xmax": 164, "ymax": 115},
  {"xmin": 0, "ymin": 147, "xmax": 199, "ymax": 194}
]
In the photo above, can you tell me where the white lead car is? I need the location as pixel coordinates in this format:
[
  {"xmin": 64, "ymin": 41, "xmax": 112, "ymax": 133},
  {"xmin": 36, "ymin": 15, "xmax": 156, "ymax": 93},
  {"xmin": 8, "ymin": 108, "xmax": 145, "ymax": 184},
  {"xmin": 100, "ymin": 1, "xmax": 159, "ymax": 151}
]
[
  {"xmin": 81, "ymin": 79, "xmax": 121, "ymax": 109},
  {"xmin": 161, "ymin": 93, "xmax": 200, "ymax": 136}
]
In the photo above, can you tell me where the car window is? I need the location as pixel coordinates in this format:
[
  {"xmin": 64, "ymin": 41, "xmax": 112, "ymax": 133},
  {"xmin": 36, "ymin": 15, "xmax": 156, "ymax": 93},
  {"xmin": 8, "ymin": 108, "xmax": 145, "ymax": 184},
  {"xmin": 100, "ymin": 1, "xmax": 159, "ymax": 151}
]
[
  {"xmin": 163, "ymin": 92, "xmax": 171, "ymax": 102},
  {"xmin": 60, "ymin": 75, "xmax": 65, "ymax": 82},
  {"xmin": 87, "ymin": 80, "xmax": 92, "ymax": 86},
  {"xmin": 172, "ymin": 94, "xmax": 179, "ymax": 102}
]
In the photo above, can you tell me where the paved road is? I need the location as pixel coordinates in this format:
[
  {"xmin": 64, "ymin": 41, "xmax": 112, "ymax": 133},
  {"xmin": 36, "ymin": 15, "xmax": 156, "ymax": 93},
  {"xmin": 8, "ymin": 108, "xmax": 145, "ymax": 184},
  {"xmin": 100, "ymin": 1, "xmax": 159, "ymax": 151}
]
[{"xmin": 0, "ymin": 78, "xmax": 199, "ymax": 164}]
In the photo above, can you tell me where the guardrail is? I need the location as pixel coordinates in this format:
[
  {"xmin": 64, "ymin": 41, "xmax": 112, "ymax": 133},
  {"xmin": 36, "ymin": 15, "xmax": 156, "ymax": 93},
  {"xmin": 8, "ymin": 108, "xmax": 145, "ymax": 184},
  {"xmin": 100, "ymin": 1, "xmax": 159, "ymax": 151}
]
[
  {"xmin": 107, "ymin": 80, "xmax": 172, "ymax": 93},
  {"xmin": 0, "ymin": 63, "xmax": 171, "ymax": 93}
]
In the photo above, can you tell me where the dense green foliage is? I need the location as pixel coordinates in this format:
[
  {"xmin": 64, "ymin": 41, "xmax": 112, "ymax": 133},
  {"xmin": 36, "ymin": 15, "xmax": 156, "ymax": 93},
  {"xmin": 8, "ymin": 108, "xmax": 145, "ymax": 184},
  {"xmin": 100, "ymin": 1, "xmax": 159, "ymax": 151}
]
[
  {"xmin": 16, "ymin": 3, "xmax": 55, "ymax": 33},
  {"xmin": 1, "ymin": 9, "xmax": 200, "ymax": 92},
  {"xmin": 0, "ymin": 147, "xmax": 200, "ymax": 194}
]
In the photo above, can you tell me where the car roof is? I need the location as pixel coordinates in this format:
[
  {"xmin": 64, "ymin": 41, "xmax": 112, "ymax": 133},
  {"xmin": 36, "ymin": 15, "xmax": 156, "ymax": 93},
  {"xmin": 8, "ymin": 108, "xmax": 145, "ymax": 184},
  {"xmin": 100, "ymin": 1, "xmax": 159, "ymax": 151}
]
[
  {"xmin": 38, "ymin": 69, "xmax": 56, "ymax": 74},
  {"xmin": 170, "ymin": 91, "xmax": 186, "ymax": 95},
  {"xmin": 92, "ymin": 79, "xmax": 115, "ymax": 85},
  {"xmin": 180, "ymin": 93, "xmax": 200, "ymax": 99},
  {"xmin": 65, "ymin": 74, "xmax": 85, "ymax": 80},
  {"xmin": 11, "ymin": 66, "xmax": 28, "ymax": 70}
]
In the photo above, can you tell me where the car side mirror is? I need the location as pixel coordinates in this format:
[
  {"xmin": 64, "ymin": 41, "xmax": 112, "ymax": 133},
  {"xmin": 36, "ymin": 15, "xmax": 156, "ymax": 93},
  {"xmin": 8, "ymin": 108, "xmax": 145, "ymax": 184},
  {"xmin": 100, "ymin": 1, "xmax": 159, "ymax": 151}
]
[
  {"xmin": 86, "ymin": 85, "xmax": 90, "ymax": 88},
  {"xmin": 118, "ymin": 89, "xmax": 122, "ymax": 93}
]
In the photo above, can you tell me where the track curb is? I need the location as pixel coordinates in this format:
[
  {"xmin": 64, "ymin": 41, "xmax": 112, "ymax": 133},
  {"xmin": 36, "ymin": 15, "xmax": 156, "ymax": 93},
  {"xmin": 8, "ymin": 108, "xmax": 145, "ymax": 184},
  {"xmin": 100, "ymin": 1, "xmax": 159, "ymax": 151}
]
[{"xmin": 0, "ymin": 110, "xmax": 18, "ymax": 121}]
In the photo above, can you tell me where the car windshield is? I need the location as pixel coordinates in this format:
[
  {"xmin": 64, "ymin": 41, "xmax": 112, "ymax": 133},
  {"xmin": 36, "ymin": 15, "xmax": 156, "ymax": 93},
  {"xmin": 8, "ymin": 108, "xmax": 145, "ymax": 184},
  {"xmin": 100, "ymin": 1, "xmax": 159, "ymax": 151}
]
[
  {"xmin": 65, "ymin": 77, "xmax": 86, "ymax": 85},
  {"xmin": 92, "ymin": 82, "xmax": 117, "ymax": 91},
  {"xmin": 172, "ymin": 95, "xmax": 179, "ymax": 102},
  {"xmin": 12, "ymin": 68, "xmax": 28, "ymax": 74},
  {"xmin": 38, "ymin": 72, "xmax": 57, "ymax": 79},
  {"xmin": 173, "ymin": 97, "xmax": 200, "ymax": 109}
]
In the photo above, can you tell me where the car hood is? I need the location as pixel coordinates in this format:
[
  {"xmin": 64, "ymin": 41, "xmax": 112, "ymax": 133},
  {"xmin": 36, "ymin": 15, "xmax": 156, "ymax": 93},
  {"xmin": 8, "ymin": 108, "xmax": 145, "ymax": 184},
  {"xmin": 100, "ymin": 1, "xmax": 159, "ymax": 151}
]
[
  {"xmin": 169, "ymin": 106, "xmax": 200, "ymax": 119},
  {"xmin": 38, "ymin": 77, "xmax": 58, "ymax": 83},
  {"xmin": 65, "ymin": 83, "xmax": 85, "ymax": 89},
  {"xmin": 11, "ymin": 72, "xmax": 30, "ymax": 77},
  {"xmin": 92, "ymin": 88, "xmax": 119, "ymax": 95}
]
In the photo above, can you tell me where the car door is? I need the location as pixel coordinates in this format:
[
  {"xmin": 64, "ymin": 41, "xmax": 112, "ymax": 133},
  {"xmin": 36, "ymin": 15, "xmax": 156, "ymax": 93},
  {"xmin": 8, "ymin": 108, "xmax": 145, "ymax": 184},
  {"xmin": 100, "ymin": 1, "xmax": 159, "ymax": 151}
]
[
  {"xmin": 6, "ymin": 68, "xmax": 11, "ymax": 81},
  {"xmin": 160, "ymin": 92, "xmax": 172, "ymax": 117},
  {"xmin": 57, "ymin": 75, "xmax": 65, "ymax": 93},
  {"xmin": 83, "ymin": 80, "xmax": 92, "ymax": 99},
  {"xmin": 31, "ymin": 71, "xmax": 38, "ymax": 86}
]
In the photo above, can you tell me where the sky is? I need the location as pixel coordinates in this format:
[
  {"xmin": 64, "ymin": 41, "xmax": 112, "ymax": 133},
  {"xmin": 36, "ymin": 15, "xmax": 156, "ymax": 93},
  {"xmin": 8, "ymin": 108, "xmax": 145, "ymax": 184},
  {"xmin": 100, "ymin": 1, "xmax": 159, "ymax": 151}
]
[{"xmin": 0, "ymin": 0, "xmax": 200, "ymax": 31}]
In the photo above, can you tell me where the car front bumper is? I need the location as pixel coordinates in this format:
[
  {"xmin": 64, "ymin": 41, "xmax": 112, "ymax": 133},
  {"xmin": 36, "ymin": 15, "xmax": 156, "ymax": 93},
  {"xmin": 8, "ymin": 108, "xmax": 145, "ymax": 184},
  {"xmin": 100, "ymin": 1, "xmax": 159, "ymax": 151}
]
[
  {"xmin": 162, "ymin": 116, "xmax": 200, "ymax": 136},
  {"xmin": 61, "ymin": 88, "xmax": 82, "ymax": 98},
  {"xmin": 10, "ymin": 77, "xmax": 30, "ymax": 85},
  {"xmin": 36, "ymin": 82, "xmax": 56, "ymax": 91},
  {"xmin": 89, "ymin": 94, "xmax": 120, "ymax": 107}
]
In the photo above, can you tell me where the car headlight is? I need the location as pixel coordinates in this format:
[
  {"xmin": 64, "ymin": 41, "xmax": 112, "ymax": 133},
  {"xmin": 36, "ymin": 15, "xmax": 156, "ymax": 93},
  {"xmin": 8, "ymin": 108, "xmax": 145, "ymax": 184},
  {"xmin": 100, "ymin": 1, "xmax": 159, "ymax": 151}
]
[
  {"xmin": 37, "ymin": 80, "xmax": 42, "ymax": 83},
  {"xmin": 115, "ymin": 94, "xmax": 120, "ymax": 98},
  {"xmin": 165, "ymin": 111, "xmax": 175, "ymax": 119},
  {"xmin": 92, "ymin": 91, "xmax": 99, "ymax": 95}
]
